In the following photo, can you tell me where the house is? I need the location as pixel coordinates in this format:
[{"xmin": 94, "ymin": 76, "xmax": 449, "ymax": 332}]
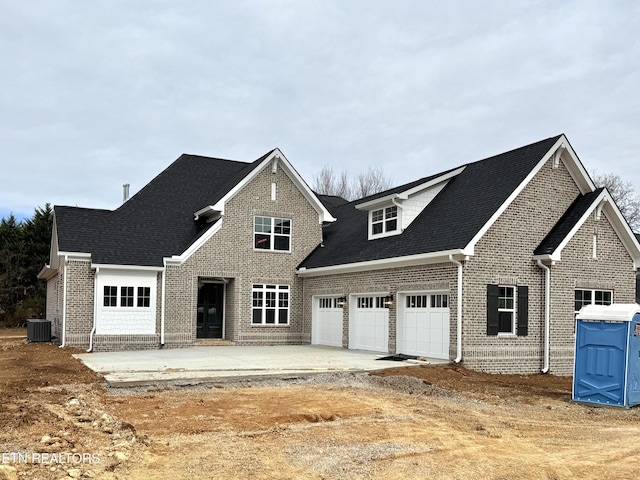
[{"xmin": 39, "ymin": 135, "xmax": 640, "ymax": 375}]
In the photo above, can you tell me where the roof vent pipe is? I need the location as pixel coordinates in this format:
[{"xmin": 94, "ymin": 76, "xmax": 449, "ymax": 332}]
[{"xmin": 123, "ymin": 183, "xmax": 130, "ymax": 203}]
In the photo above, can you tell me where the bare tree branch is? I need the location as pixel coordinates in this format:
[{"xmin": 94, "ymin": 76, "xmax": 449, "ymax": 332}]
[
  {"xmin": 354, "ymin": 166, "xmax": 393, "ymax": 199},
  {"xmin": 312, "ymin": 165, "xmax": 336, "ymax": 197},
  {"xmin": 313, "ymin": 165, "xmax": 392, "ymax": 201},
  {"xmin": 592, "ymin": 170, "xmax": 640, "ymax": 231}
]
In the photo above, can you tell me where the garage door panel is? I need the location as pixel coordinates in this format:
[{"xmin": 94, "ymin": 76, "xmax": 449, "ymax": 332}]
[
  {"xmin": 351, "ymin": 298, "xmax": 389, "ymax": 353},
  {"xmin": 313, "ymin": 298, "xmax": 343, "ymax": 347},
  {"xmin": 399, "ymin": 293, "xmax": 450, "ymax": 360}
]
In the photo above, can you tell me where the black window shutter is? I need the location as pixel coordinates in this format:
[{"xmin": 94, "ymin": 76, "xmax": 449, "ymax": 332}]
[
  {"xmin": 517, "ymin": 285, "xmax": 528, "ymax": 336},
  {"xmin": 487, "ymin": 284, "xmax": 499, "ymax": 335}
]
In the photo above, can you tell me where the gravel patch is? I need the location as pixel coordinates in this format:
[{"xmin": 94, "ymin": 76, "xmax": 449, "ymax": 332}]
[{"xmin": 286, "ymin": 441, "xmax": 434, "ymax": 479}]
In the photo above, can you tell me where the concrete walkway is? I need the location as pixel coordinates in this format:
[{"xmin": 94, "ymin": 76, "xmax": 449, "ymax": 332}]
[{"xmin": 73, "ymin": 345, "xmax": 449, "ymax": 386}]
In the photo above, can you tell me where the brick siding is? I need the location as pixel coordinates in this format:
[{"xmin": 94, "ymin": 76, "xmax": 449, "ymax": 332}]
[
  {"xmin": 463, "ymin": 157, "xmax": 636, "ymax": 374},
  {"xmin": 303, "ymin": 263, "xmax": 457, "ymax": 353},
  {"xmin": 163, "ymin": 163, "xmax": 323, "ymax": 347},
  {"xmin": 63, "ymin": 260, "xmax": 94, "ymax": 348}
]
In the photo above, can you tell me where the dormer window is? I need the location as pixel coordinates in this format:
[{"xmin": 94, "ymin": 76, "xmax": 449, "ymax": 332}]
[
  {"xmin": 371, "ymin": 206, "xmax": 398, "ymax": 236},
  {"xmin": 355, "ymin": 166, "xmax": 465, "ymax": 241}
]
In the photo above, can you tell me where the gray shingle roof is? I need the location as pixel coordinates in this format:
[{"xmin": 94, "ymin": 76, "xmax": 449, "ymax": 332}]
[
  {"xmin": 301, "ymin": 135, "xmax": 563, "ymax": 269},
  {"xmin": 55, "ymin": 136, "xmax": 568, "ymax": 270},
  {"xmin": 55, "ymin": 151, "xmax": 273, "ymax": 266}
]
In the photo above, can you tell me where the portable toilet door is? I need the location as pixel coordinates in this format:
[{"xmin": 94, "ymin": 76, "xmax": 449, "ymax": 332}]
[{"xmin": 573, "ymin": 304, "xmax": 640, "ymax": 408}]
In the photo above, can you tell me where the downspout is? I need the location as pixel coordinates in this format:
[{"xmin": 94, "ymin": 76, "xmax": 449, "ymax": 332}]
[
  {"xmin": 87, "ymin": 266, "xmax": 99, "ymax": 352},
  {"xmin": 449, "ymin": 255, "xmax": 463, "ymax": 363},
  {"xmin": 160, "ymin": 268, "xmax": 166, "ymax": 346},
  {"xmin": 59, "ymin": 255, "xmax": 68, "ymax": 348},
  {"xmin": 537, "ymin": 260, "xmax": 551, "ymax": 374}
]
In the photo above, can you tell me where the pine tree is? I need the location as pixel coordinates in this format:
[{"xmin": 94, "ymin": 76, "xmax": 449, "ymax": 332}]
[{"xmin": 0, "ymin": 205, "xmax": 53, "ymax": 325}]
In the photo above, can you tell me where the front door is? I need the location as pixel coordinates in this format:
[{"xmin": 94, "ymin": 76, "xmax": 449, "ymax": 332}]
[{"xmin": 197, "ymin": 283, "xmax": 224, "ymax": 338}]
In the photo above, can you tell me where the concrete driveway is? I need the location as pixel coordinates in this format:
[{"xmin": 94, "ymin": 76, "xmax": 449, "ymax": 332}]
[{"xmin": 74, "ymin": 345, "xmax": 449, "ymax": 386}]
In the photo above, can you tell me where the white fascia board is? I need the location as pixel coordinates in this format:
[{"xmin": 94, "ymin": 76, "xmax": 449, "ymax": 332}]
[
  {"xmin": 548, "ymin": 190, "xmax": 608, "ymax": 262},
  {"xmin": 531, "ymin": 254, "xmax": 555, "ymax": 264},
  {"xmin": 58, "ymin": 252, "xmax": 92, "ymax": 261},
  {"xmin": 163, "ymin": 220, "xmax": 223, "ymax": 266},
  {"xmin": 539, "ymin": 190, "xmax": 640, "ymax": 268},
  {"xmin": 355, "ymin": 166, "xmax": 466, "ymax": 211},
  {"xmin": 277, "ymin": 150, "xmax": 337, "ymax": 224},
  {"xmin": 37, "ymin": 265, "xmax": 58, "ymax": 280},
  {"xmin": 297, "ymin": 249, "xmax": 465, "ymax": 277},
  {"xmin": 599, "ymin": 193, "xmax": 640, "ymax": 269},
  {"xmin": 194, "ymin": 205, "xmax": 219, "ymax": 221},
  {"xmin": 401, "ymin": 166, "xmax": 467, "ymax": 198},
  {"xmin": 210, "ymin": 149, "xmax": 336, "ymax": 224},
  {"xmin": 463, "ymin": 135, "xmax": 594, "ymax": 255},
  {"xmin": 90, "ymin": 264, "xmax": 164, "ymax": 272},
  {"xmin": 559, "ymin": 137, "xmax": 596, "ymax": 194},
  {"xmin": 355, "ymin": 193, "xmax": 400, "ymax": 210}
]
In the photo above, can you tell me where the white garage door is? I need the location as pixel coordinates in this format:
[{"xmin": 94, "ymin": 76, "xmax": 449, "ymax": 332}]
[
  {"xmin": 350, "ymin": 296, "xmax": 390, "ymax": 353},
  {"xmin": 312, "ymin": 297, "xmax": 343, "ymax": 347},
  {"xmin": 398, "ymin": 293, "xmax": 450, "ymax": 360}
]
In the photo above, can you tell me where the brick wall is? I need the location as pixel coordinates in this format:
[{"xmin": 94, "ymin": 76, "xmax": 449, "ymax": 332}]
[
  {"xmin": 463, "ymin": 156, "xmax": 636, "ymax": 374},
  {"xmin": 548, "ymin": 211, "xmax": 636, "ymax": 374},
  {"xmin": 303, "ymin": 263, "xmax": 457, "ymax": 353},
  {"xmin": 45, "ymin": 257, "xmax": 63, "ymax": 338},
  {"xmin": 63, "ymin": 260, "xmax": 94, "ymax": 348},
  {"xmin": 92, "ymin": 334, "xmax": 161, "ymax": 352},
  {"xmin": 163, "ymin": 162, "xmax": 323, "ymax": 346}
]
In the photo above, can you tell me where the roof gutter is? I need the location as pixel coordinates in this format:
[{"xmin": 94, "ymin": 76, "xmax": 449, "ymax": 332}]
[
  {"xmin": 536, "ymin": 259, "xmax": 551, "ymax": 374},
  {"xmin": 449, "ymin": 255, "xmax": 464, "ymax": 363},
  {"xmin": 298, "ymin": 249, "xmax": 466, "ymax": 277}
]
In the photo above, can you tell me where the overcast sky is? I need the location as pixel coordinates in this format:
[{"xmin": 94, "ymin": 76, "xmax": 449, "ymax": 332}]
[{"xmin": 1, "ymin": 1, "xmax": 639, "ymax": 222}]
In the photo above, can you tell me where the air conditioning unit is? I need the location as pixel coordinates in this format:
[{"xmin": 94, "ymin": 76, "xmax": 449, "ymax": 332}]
[{"xmin": 27, "ymin": 319, "xmax": 52, "ymax": 342}]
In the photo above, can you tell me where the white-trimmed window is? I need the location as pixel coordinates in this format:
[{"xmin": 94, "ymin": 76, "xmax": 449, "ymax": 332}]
[
  {"xmin": 357, "ymin": 296, "xmax": 393, "ymax": 309},
  {"xmin": 103, "ymin": 285, "xmax": 152, "ymax": 308},
  {"xmin": 254, "ymin": 216, "xmax": 291, "ymax": 251},
  {"xmin": 371, "ymin": 206, "xmax": 398, "ymax": 236},
  {"xmin": 358, "ymin": 297, "xmax": 374, "ymax": 309},
  {"xmin": 497, "ymin": 286, "xmax": 516, "ymax": 334},
  {"xmin": 103, "ymin": 286, "xmax": 118, "ymax": 307},
  {"xmin": 575, "ymin": 289, "xmax": 613, "ymax": 314},
  {"xmin": 121, "ymin": 287, "xmax": 134, "ymax": 307},
  {"xmin": 252, "ymin": 284, "xmax": 289, "ymax": 325},
  {"xmin": 487, "ymin": 284, "xmax": 529, "ymax": 337},
  {"xmin": 406, "ymin": 295, "xmax": 428, "ymax": 308},
  {"xmin": 319, "ymin": 298, "xmax": 341, "ymax": 309},
  {"xmin": 137, "ymin": 287, "xmax": 151, "ymax": 307},
  {"xmin": 431, "ymin": 294, "xmax": 449, "ymax": 308}
]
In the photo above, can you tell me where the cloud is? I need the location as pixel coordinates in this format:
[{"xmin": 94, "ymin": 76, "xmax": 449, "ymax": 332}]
[{"xmin": 1, "ymin": 1, "xmax": 639, "ymax": 221}]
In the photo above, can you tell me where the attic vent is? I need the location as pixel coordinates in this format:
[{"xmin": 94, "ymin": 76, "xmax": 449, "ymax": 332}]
[{"xmin": 123, "ymin": 183, "xmax": 130, "ymax": 203}]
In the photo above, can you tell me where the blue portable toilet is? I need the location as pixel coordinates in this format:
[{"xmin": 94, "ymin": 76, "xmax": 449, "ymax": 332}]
[{"xmin": 573, "ymin": 304, "xmax": 640, "ymax": 408}]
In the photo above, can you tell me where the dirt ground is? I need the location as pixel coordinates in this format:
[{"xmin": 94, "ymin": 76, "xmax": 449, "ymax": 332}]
[{"xmin": 1, "ymin": 328, "xmax": 640, "ymax": 480}]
